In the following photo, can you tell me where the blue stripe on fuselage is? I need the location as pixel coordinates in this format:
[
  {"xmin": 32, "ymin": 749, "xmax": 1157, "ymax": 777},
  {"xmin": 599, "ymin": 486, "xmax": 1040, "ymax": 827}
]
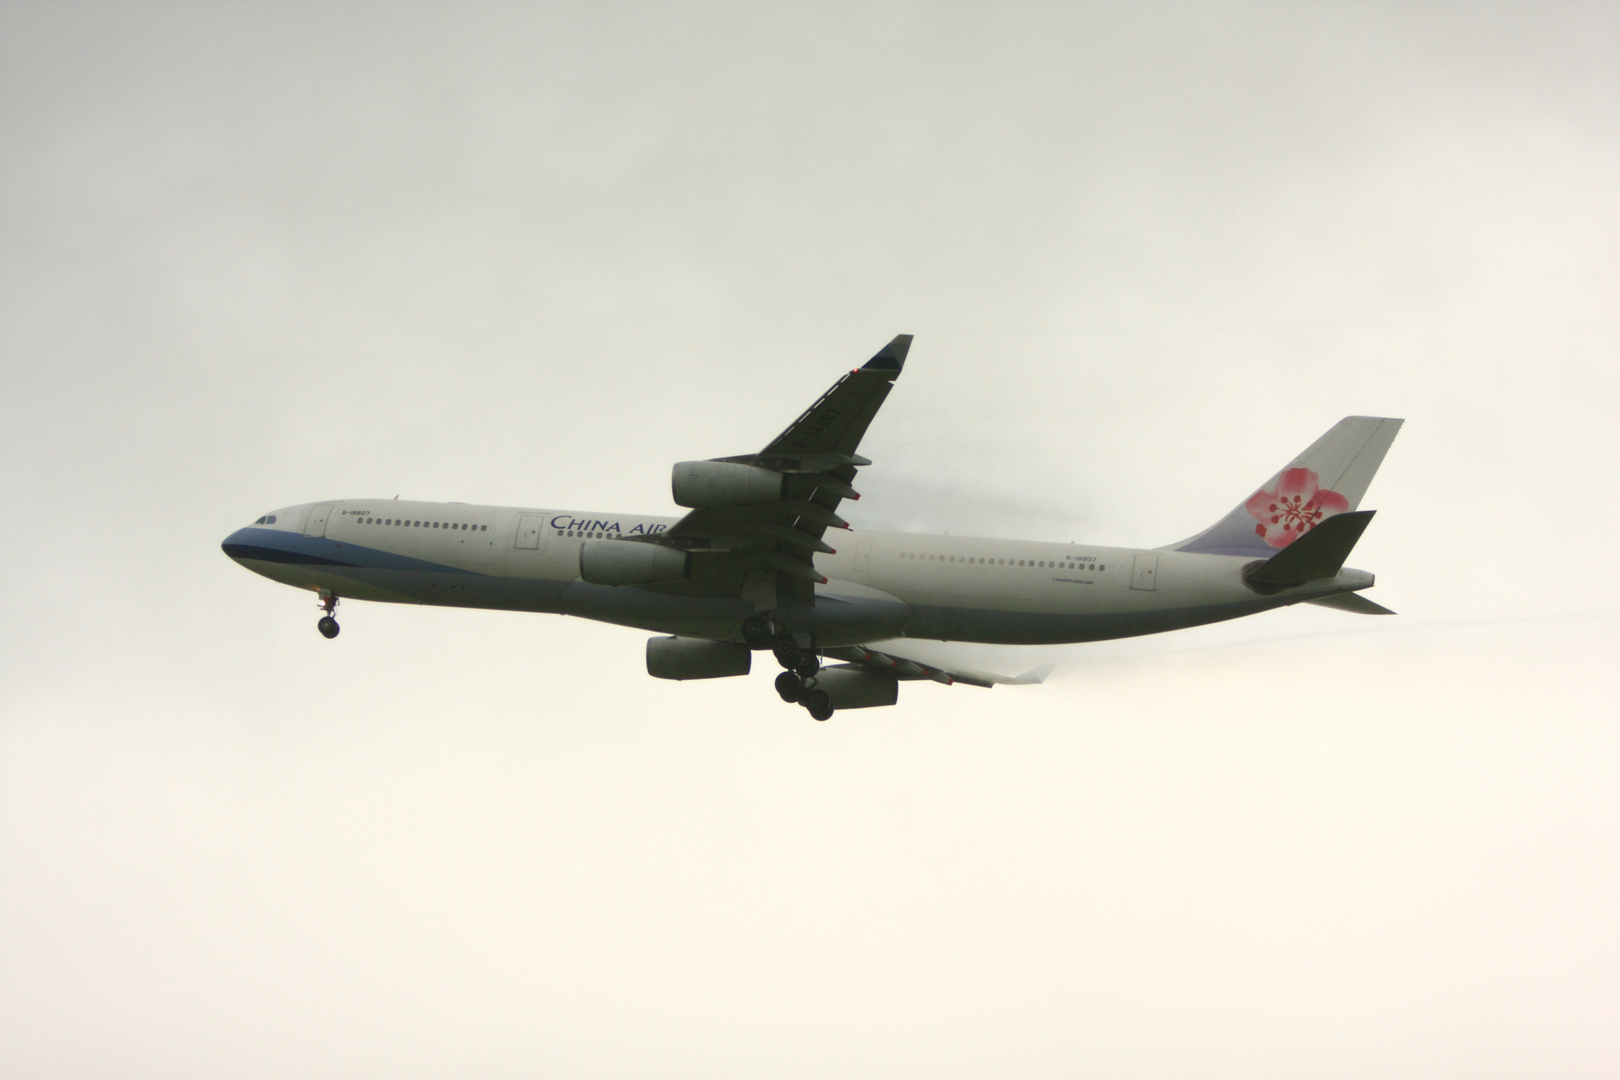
[{"xmin": 221, "ymin": 527, "xmax": 480, "ymax": 575}]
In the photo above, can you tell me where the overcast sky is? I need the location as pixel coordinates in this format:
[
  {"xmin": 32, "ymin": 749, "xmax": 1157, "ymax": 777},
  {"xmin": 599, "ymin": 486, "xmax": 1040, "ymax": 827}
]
[{"xmin": 2, "ymin": 3, "xmax": 1617, "ymax": 1077}]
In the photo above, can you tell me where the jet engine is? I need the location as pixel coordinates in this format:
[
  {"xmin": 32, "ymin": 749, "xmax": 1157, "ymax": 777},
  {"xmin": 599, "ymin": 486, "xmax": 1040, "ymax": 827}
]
[
  {"xmin": 646, "ymin": 636, "xmax": 752, "ymax": 680},
  {"xmin": 814, "ymin": 667, "xmax": 900, "ymax": 709},
  {"xmin": 672, "ymin": 460, "xmax": 785, "ymax": 508},
  {"xmin": 579, "ymin": 540, "xmax": 690, "ymax": 586}
]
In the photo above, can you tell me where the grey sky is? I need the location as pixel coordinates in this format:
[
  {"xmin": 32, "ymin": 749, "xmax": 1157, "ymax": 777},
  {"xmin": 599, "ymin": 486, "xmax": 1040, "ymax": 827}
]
[{"xmin": 2, "ymin": 3, "xmax": 1617, "ymax": 1077}]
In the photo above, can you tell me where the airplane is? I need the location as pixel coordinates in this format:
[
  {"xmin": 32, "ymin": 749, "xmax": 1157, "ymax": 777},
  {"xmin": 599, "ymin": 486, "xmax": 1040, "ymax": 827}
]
[{"xmin": 222, "ymin": 335, "xmax": 1402, "ymax": 721}]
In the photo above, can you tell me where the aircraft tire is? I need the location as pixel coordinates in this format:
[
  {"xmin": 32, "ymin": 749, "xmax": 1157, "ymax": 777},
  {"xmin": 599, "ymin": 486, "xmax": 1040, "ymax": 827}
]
[
  {"xmin": 792, "ymin": 652, "xmax": 820, "ymax": 679},
  {"xmin": 741, "ymin": 615, "xmax": 772, "ymax": 648},
  {"xmin": 775, "ymin": 671, "xmax": 803, "ymax": 703},
  {"xmin": 771, "ymin": 636, "xmax": 800, "ymax": 669},
  {"xmin": 317, "ymin": 616, "xmax": 340, "ymax": 639},
  {"xmin": 804, "ymin": 690, "xmax": 833, "ymax": 721}
]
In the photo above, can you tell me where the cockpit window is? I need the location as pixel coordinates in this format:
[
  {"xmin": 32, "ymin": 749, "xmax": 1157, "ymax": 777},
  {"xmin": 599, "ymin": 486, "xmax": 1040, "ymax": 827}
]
[{"xmin": 253, "ymin": 514, "xmax": 277, "ymax": 525}]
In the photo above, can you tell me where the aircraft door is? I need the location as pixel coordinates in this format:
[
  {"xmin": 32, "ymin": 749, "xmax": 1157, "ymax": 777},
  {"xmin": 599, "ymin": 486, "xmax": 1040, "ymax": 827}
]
[
  {"xmin": 515, "ymin": 515, "xmax": 547, "ymax": 550},
  {"xmin": 856, "ymin": 539, "xmax": 872, "ymax": 576},
  {"xmin": 304, "ymin": 504, "xmax": 333, "ymax": 538},
  {"xmin": 1130, "ymin": 553, "xmax": 1159, "ymax": 591}
]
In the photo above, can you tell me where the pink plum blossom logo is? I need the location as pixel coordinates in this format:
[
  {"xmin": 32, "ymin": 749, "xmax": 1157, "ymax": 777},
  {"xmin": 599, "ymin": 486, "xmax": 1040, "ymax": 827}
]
[{"xmin": 1245, "ymin": 468, "xmax": 1349, "ymax": 548}]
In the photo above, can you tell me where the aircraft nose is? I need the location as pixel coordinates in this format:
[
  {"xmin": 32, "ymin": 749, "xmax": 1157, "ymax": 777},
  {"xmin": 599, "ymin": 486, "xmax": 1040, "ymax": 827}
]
[{"xmin": 222, "ymin": 527, "xmax": 253, "ymax": 563}]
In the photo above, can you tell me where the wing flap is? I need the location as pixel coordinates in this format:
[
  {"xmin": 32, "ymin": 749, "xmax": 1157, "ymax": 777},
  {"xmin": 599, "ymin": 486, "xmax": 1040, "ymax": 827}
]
[
  {"xmin": 649, "ymin": 335, "xmax": 911, "ymax": 602},
  {"xmin": 821, "ymin": 643, "xmax": 1052, "ymax": 689}
]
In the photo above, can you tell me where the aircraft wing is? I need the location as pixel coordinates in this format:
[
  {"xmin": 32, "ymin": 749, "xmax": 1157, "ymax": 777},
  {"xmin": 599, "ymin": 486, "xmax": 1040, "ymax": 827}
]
[
  {"xmin": 646, "ymin": 335, "xmax": 912, "ymax": 603},
  {"xmin": 821, "ymin": 642, "xmax": 1054, "ymax": 689}
]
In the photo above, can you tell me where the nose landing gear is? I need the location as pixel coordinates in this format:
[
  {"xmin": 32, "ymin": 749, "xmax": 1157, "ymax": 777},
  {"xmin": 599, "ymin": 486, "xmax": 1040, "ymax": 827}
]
[{"xmin": 316, "ymin": 593, "xmax": 340, "ymax": 639}]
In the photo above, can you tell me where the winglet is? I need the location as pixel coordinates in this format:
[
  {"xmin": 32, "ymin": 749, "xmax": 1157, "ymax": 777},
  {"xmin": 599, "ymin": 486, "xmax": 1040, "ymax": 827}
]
[
  {"xmin": 1006, "ymin": 664, "xmax": 1054, "ymax": 685},
  {"xmin": 860, "ymin": 334, "xmax": 913, "ymax": 372}
]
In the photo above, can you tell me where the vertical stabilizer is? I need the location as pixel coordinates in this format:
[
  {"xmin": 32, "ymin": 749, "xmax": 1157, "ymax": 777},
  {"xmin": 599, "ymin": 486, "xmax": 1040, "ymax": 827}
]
[{"xmin": 1168, "ymin": 416, "xmax": 1402, "ymax": 557}]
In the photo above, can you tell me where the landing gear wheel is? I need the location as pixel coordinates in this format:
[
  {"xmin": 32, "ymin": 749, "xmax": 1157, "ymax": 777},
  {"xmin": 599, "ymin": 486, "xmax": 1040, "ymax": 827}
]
[
  {"xmin": 792, "ymin": 652, "xmax": 820, "ymax": 679},
  {"xmin": 316, "ymin": 593, "xmax": 340, "ymax": 639},
  {"xmin": 775, "ymin": 671, "xmax": 804, "ymax": 703},
  {"xmin": 772, "ymin": 636, "xmax": 801, "ymax": 669},
  {"xmin": 742, "ymin": 615, "xmax": 773, "ymax": 648},
  {"xmin": 803, "ymin": 689, "xmax": 833, "ymax": 721}
]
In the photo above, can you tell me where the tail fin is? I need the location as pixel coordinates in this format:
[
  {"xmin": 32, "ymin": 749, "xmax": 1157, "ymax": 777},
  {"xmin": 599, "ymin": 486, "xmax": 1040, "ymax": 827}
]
[{"xmin": 1168, "ymin": 417, "xmax": 1403, "ymax": 558}]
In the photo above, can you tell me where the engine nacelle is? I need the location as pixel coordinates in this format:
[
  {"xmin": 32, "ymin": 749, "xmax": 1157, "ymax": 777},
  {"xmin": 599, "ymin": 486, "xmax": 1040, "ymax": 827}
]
[
  {"xmin": 672, "ymin": 460, "xmax": 785, "ymax": 508},
  {"xmin": 646, "ymin": 636, "xmax": 752, "ymax": 680},
  {"xmin": 579, "ymin": 540, "xmax": 690, "ymax": 586},
  {"xmin": 815, "ymin": 667, "xmax": 900, "ymax": 709}
]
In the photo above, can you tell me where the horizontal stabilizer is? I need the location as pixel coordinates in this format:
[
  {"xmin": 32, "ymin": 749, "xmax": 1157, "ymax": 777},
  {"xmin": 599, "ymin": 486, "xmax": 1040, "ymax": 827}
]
[
  {"xmin": 1307, "ymin": 592, "xmax": 1396, "ymax": 615},
  {"xmin": 1243, "ymin": 510, "xmax": 1374, "ymax": 592}
]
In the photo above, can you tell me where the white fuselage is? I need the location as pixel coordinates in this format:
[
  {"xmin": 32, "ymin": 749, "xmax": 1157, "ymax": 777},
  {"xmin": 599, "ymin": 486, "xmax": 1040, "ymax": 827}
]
[{"xmin": 223, "ymin": 499, "xmax": 1373, "ymax": 646}]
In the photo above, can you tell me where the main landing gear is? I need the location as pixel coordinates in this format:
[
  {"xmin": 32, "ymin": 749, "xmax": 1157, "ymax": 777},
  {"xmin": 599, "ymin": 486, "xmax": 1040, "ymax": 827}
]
[
  {"xmin": 775, "ymin": 670, "xmax": 833, "ymax": 721},
  {"xmin": 316, "ymin": 593, "xmax": 340, "ymax": 639},
  {"xmin": 748, "ymin": 616, "xmax": 833, "ymax": 721},
  {"xmin": 741, "ymin": 614, "xmax": 774, "ymax": 649}
]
